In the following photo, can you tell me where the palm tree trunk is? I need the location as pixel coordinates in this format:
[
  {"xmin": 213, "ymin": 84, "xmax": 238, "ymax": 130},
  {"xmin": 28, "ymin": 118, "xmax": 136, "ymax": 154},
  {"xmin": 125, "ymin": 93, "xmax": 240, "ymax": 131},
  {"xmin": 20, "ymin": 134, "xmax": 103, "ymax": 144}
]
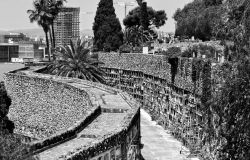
[
  {"xmin": 45, "ymin": 31, "xmax": 51, "ymax": 61},
  {"xmin": 51, "ymin": 20, "xmax": 56, "ymax": 48},
  {"xmin": 49, "ymin": 27, "xmax": 56, "ymax": 61},
  {"xmin": 49, "ymin": 27, "xmax": 53, "ymax": 48}
]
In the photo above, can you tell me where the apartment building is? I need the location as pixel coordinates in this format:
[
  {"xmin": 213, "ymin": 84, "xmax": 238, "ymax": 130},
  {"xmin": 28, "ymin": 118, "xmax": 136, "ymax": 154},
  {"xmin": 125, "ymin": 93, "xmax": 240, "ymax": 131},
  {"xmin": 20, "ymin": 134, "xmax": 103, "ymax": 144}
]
[{"xmin": 54, "ymin": 7, "xmax": 80, "ymax": 47}]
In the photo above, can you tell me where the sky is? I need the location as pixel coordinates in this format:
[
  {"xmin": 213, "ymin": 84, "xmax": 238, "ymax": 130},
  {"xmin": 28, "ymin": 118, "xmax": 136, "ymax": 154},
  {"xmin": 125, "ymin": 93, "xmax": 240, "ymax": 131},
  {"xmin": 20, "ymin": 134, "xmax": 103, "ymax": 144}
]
[{"xmin": 0, "ymin": 0, "xmax": 193, "ymax": 32}]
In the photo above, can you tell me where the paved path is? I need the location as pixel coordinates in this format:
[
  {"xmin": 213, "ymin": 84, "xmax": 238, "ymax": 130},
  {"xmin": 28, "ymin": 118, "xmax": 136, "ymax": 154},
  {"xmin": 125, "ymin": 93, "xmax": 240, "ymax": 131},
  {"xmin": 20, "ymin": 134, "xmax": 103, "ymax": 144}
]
[{"xmin": 140, "ymin": 109, "xmax": 191, "ymax": 160}]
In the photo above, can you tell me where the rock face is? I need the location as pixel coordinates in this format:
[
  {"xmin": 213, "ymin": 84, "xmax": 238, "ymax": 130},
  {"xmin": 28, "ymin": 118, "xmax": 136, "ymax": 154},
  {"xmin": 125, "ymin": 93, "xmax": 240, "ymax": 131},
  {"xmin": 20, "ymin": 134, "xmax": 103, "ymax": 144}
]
[{"xmin": 0, "ymin": 82, "xmax": 14, "ymax": 134}]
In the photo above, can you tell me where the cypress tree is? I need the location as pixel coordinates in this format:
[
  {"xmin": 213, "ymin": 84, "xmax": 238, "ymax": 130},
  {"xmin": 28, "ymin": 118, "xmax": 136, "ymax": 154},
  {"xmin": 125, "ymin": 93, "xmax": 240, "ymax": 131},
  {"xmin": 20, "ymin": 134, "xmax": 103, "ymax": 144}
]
[
  {"xmin": 140, "ymin": 2, "xmax": 149, "ymax": 30},
  {"xmin": 93, "ymin": 0, "xmax": 123, "ymax": 52}
]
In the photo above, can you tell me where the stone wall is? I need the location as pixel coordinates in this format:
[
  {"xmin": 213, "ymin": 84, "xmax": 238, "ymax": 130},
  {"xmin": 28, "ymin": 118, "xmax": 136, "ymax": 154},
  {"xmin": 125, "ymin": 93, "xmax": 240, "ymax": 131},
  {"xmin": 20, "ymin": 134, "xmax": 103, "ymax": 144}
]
[{"xmin": 4, "ymin": 73, "xmax": 94, "ymax": 140}]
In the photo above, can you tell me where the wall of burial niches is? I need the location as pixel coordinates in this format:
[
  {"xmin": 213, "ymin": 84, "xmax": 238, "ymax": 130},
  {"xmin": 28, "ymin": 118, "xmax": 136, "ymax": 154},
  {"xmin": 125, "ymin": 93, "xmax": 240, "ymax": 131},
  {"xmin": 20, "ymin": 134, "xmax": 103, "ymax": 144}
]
[
  {"xmin": 99, "ymin": 52, "xmax": 209, "ymax": 146},
  {"xmin": 99, "ymin": 52, "xmax": 203, "ymax": 94},
  {"xmin": 4, "ymin": 73, "xmax": 93, "ymax": 139}
]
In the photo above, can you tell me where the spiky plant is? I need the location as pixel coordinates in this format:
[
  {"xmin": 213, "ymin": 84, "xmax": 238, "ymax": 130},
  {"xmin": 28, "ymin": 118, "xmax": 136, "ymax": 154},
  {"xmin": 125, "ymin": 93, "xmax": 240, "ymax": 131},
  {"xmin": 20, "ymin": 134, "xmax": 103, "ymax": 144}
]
[{"xmin": 45, "ymin": 39, "xmax": 106, "ymax": 83}]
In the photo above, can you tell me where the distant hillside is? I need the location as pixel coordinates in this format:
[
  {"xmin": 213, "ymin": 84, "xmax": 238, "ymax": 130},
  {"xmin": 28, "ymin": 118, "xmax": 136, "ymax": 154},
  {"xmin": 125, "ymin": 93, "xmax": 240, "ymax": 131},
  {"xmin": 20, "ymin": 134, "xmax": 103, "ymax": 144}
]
[
  {"xmin": 0, "ymin": 28, "xmax": 93, "ymax": 38},
  {"xmin": 8, "ymin": 28, "xmax": 44, "ymax": 38},
  {"xmin": 0, "ymin": 30, "xmax": 10, "ymax": 35}
]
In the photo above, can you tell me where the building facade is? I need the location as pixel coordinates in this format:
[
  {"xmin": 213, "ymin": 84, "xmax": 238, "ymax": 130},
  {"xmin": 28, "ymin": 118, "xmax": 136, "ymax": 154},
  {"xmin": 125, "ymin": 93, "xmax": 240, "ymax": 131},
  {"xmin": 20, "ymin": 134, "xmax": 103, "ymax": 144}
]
[
  {"xmin": 0, "ymin": 43, "xmax": 19, "ymax": 62},
  {"xmin": 18, "ymin": 41, "xmax": 45, "ymax": 62},
  {"xmin": 54, "ymin": 7, "xmax": 80, "ymax": 47}
]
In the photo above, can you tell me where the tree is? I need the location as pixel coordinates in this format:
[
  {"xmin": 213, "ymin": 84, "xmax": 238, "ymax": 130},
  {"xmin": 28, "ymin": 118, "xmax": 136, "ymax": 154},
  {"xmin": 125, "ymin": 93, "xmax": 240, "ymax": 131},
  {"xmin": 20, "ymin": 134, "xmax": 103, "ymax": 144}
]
[
  {"xmin": 136, "ymin": 0, "xmax": 143, "ymax": 6},
  {"xmin": 93, "ymin": 0, "xmax": 123, "ymax": 52},
  {"xmin": 200, "ymin": 1, "xmax": 250, "ymax": 159},
  {"xmin": 173, "ymin": 0, "xmax": 226, "ymax": 41},
  {"xmin": 123, "ymin": 4, "xmax": 166, "ymax": 46},
  {"xmin": 123, "ymin": 6, "xmax": 167, "ymax": 29},
  {"xmin": 201, "ymin": 60, "xmax": 250, "ymax": 160},
  {"xmin": 27, "ymin": 0, "xmax": 53, "ymax": 61},
  {"xmin": 140, "ymin": 2, "xmax": 149, "ymax": 30},
  {"xmin": 123, "ymin": 26, "xmax": 157, "ymax": 47},
  {"xmin": 173, "ymin": 0, "xmax": 206, "ymax": 40},
  {"xmin": 28, "ymin": 0, "xmax": 66, "ymax": 61},
  {"xmin": 44, "ymin": 39, "xmax": 106, "ymax": 83}
]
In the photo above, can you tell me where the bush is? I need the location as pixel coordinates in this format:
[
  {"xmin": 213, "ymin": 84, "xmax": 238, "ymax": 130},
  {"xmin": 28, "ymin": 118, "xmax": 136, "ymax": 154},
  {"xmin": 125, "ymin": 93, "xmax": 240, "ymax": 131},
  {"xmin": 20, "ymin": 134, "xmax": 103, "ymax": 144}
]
[
  {"xmin": 133, "ymin": 46, "xmax": 142, "ymax": 53},
  {"xmin": 119, "ymin": 44, "xmax": 133, "ymax": 53}
]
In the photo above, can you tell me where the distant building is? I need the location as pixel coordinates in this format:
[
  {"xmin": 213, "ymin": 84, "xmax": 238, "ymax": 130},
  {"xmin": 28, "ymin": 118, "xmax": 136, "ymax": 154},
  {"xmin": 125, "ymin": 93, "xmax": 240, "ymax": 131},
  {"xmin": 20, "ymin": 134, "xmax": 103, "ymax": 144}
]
[
  {"xmin": 0, "ymin": 35, "xmax": 4, "ymax": 43},
  {"xmin": 0, "ymin": 43, "xmax": 19, "ymax": 62},
  {"xmin": 4, "ymin": 33, "xmax": 30, "ymax": 43},
  {"xmin": 54, "ymin": 7, "xmax": 80, "ymax": 47},
  {"xmin": 18, "ymin": 41, "xmax": 45, "ymax": 62}
]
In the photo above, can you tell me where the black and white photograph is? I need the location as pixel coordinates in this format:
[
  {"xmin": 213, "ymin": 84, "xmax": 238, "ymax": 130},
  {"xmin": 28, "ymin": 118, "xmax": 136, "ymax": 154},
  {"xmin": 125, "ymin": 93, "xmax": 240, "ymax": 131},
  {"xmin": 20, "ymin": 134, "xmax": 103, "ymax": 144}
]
[{"xmin": 0, "ymin": 0, "xmax": 249, "ymax": 159}]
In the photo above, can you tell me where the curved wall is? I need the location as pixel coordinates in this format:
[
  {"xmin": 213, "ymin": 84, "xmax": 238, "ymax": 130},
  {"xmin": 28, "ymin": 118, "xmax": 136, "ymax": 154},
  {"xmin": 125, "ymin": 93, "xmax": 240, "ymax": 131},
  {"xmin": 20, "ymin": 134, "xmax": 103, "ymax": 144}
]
[{"xmin": 4, "ymin": 72, "xmax": 93, "ymax": 139}]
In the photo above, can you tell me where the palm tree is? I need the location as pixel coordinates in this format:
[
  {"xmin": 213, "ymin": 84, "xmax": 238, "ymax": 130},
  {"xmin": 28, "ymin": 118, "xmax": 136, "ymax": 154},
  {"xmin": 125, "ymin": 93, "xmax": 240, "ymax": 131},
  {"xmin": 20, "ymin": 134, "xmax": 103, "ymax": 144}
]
[
  {"xmin": 45, "ymin": 39, "xmax": 106, "ymax": 84},
  {"xmin": 27, "ymin": 0, "xmax": 53, "ymax": 61}
]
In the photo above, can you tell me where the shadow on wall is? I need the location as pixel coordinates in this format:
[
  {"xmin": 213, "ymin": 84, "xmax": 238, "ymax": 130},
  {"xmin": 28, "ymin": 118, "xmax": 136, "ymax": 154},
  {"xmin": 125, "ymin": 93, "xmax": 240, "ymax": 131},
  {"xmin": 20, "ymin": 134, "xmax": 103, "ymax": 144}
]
[
  {"xmin": 0, "ymin": 81, "xmax": 14, "ymax": 133},
  {"xmin": 0, "ymin": 81, "xmax": 38, "ymax": 160}
]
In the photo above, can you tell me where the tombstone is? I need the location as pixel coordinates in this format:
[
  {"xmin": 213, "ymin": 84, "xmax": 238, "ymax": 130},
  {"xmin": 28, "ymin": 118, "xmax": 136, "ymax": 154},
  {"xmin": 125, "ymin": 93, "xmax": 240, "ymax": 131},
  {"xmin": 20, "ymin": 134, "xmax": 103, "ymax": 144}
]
[{"xmin": 143, "ymin": 47, "xmax": 148, "ymax": 54}]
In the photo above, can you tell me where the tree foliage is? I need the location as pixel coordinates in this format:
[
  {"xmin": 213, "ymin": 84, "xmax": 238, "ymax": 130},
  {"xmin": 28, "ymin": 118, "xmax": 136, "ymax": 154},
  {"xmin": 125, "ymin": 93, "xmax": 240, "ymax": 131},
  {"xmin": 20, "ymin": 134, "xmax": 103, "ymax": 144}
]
[
  {"xmin": 140, "ymin": 2, "xmax": 149, "ymax": 30},
  {"xmin": 93, "ymin": 0, "xmax": 123, "ymax": 52},
  {"xmin": 27, "ymin": 0, "xmax": 66, "ymax": 61},
  {"xmin": 201, "ymin": 60, "xmax": 250, "ymax": 160},
  {"xmin": 173, "ymin": 0, "xmax": 226, "ymax": 41},
  {"xmin": 27, "ymin": 0, "xmax": 53, "ymax": 61},
  {"xmin": 123, "ymin": 3, "xmax": 166, "ymax": 46},
  {"xmin": 123, "ymin": 26, "xmax": 157, "ymax": 47},
  {"xmin": 199, "ymin": 1, "xmax": 250, "ymax": 159},
  {"xmin": 204, "ymin": 0, "xmax": 223, "ymax": 7},
  {"xmin": 123, "ymin": 6, "xmax": 167, "ymax": 29}
]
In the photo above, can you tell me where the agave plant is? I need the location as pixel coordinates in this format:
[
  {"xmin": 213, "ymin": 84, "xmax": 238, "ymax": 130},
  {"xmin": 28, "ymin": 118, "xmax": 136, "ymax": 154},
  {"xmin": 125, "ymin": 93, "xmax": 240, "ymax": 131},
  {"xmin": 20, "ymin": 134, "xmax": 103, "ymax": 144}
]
[{"xmin": 45, "ymin": 39, "xmax": 106, "ymax": 83}]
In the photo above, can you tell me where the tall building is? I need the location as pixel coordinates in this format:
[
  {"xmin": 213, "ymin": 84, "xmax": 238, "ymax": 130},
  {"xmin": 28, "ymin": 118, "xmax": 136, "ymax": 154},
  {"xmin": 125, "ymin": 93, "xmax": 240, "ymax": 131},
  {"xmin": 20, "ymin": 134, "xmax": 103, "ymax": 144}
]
[{"xmin": 54, "ymin": 7, "xmax": 80, "ymax": 47}]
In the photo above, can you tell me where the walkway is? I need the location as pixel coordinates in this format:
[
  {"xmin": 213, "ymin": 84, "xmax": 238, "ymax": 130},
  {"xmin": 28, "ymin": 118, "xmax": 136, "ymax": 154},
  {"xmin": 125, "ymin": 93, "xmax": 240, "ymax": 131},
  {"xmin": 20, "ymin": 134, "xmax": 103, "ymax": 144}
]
[{"xmin": 140, "ymin": 109, "xmax": 193, "ymax": 160}]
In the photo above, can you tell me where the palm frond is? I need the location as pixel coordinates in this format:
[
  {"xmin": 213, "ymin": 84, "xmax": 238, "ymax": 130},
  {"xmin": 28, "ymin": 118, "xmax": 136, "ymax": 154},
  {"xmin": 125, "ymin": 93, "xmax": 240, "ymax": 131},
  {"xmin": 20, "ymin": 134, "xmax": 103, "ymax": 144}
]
[{"xmin": 44, "ymin": 39, "xmax": 106, "ymax": 84}]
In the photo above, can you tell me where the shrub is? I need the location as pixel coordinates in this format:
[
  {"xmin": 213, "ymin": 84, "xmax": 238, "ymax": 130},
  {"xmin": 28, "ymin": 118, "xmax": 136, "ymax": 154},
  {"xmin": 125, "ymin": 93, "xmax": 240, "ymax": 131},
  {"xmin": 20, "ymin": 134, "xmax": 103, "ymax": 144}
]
[{"xmin": 119, "ymin": 44, "xmax": 132, "ymax": 53}]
